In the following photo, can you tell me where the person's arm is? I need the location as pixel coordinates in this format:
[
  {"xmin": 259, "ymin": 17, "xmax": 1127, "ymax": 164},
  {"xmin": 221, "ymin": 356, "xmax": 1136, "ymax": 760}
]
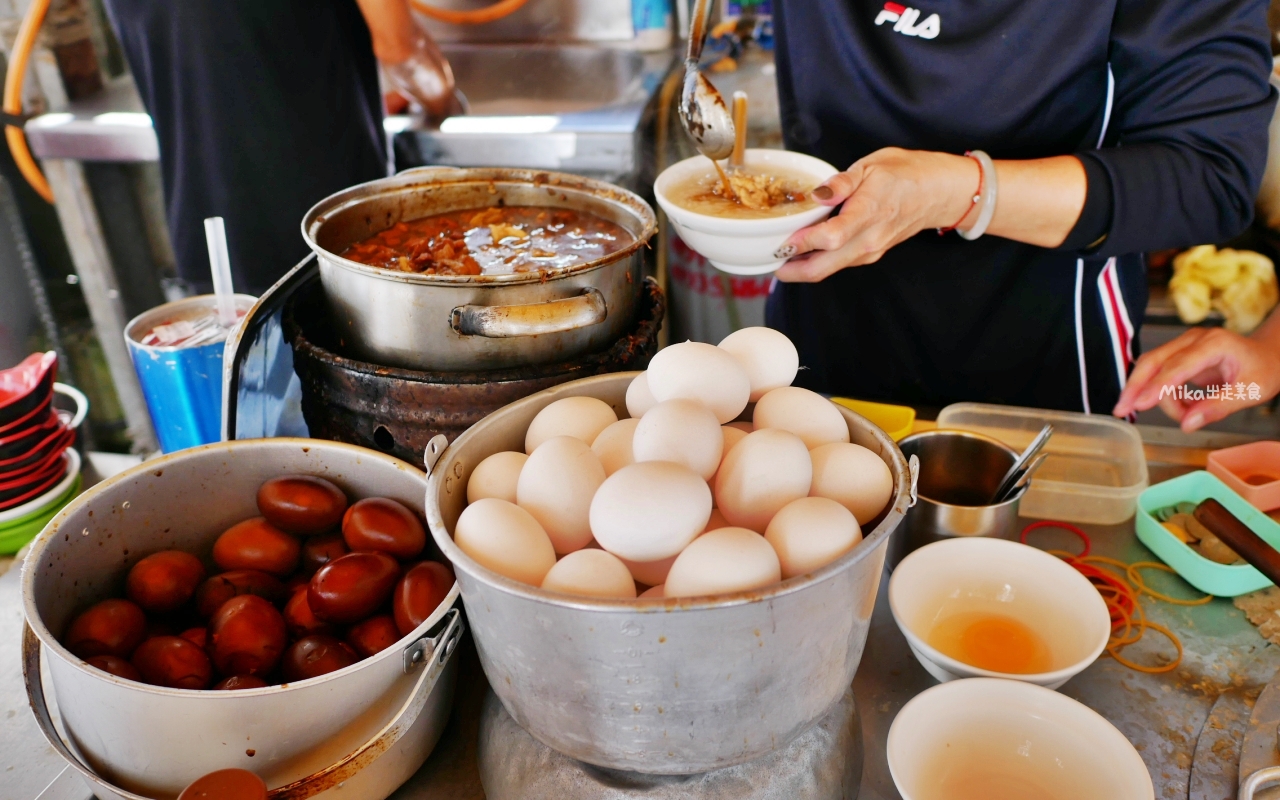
[
  {"xmin": 353, "ymin": 0, "xmax": 464, "ymax": 122},
  {"xmin": 355, "ymin": 0, "xmax": 418, "ymax": 63},
  {"xmin": 775, "ymin": 150, "xmax": 1086, "ymax": 282},
  {"xmin": 776, "ymin": 0, "xmax": 1275, "ymax": 284},
  {"xmin": 1111, "ymin": 310, "xmax": 1280, "ymax": 431}
]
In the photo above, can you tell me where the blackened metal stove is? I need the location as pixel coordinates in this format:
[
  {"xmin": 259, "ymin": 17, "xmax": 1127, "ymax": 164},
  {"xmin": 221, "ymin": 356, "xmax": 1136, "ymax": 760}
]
[{"xmin": 281, "ymin": 275, "xmax": 663, "ymax": 465}]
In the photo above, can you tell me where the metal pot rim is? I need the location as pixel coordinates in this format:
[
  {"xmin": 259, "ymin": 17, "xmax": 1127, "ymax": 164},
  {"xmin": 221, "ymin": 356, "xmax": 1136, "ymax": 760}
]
[
  {"xmin": 21, "ymin": 437, "xmax": 460, "ymax": 697},
  {"xmin": 301, "ymin": 167, "xmax": 658, "ymax": 288},
  {"xmin": 426, "ymin": 373, "xmax": 912, "ymax": 614}
]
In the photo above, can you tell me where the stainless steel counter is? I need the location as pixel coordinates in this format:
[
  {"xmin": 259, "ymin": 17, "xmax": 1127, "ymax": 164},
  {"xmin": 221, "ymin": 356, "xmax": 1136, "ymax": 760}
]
[{"xmin": 26, "ymin": 45, "xmax": 678, "ymax": 186}]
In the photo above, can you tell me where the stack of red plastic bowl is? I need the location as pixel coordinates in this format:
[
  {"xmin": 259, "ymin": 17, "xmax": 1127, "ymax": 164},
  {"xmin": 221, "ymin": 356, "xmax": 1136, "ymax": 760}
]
[{"xmin": 0, "ymin": 352, "xmax": 74, "ymax": 512}]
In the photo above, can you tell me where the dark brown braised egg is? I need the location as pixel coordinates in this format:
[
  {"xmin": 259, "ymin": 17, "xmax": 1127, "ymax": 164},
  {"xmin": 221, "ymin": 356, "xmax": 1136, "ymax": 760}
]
[
  {"xmin": 341, "ymin": 205, "xmax": 633, "ymax": 277},
  {"xmin": 58, "ymin": 478, "xmax": 454, "ymax": 691}
]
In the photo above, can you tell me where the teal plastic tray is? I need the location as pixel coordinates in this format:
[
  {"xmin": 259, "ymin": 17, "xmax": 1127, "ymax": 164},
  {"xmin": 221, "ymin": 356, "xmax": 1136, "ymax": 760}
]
[{"xmin": 1135, "ymin": 470, "xmax": 1280, "ymax": 597}]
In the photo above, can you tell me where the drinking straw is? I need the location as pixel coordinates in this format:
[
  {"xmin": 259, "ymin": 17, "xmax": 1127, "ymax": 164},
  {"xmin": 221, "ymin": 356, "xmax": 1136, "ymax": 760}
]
[{"xmin": 204, "ymin": 216, "xmax": 237, "ymax": 328}]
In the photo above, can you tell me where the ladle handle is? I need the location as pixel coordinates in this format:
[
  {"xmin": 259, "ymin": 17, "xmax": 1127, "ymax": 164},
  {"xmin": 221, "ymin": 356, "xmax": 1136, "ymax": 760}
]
[
  {"xmin": 451, "ymin": 287, "xmax": 607, "ymax": 338},
  {"xmin": 1195, "ymin": 499, "xmax": 1280, "ymax": 587},
  {"xmin": 685, "ymin": 0, "xmax": 712, "ymax": 63}
]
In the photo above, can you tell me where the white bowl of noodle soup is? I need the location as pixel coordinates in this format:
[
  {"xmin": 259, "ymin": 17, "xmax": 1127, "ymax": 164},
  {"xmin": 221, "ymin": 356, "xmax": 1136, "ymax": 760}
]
[{"xmin": 655, "ymin": 149, "xmax": 839, "ymax": 276}]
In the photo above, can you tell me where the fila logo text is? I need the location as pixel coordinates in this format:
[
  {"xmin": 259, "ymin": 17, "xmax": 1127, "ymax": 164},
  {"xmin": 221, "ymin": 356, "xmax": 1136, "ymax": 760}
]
[{"xmin": 874, "ymin": 2, "xmax": 940, "ymax": 39}]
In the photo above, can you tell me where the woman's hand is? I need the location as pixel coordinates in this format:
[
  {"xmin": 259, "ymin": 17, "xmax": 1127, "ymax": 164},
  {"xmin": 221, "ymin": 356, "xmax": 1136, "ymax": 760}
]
[
  {"xmin": 355, "ymin": 0, "xmax": 465, "ymax": 123},
  {"xmin": 1112, "ymin": 324, "xmax": 1280, "ymax": 432},
  {"xmin": 774, "ymin": 149, "xmax": 1089, "ymax": 283},
  {"xmin": 774, "ymin": 148, "xmax": 978, "ymax": 283}
]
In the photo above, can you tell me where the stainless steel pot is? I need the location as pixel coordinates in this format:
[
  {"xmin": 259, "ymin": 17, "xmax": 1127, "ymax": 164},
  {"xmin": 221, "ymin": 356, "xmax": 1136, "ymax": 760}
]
[
  {"xmin": 890, "ymin": 430, "xmax": 1024, "ymax": 569},
  {"xmin": 424, "ymin": 373, "xmax": 916, "ymax": 775},
  {"xmin": 302, "ymin": 168, "xmax": 657, "ymax": 372},
  {"xmin": 22, "ymin": 438, "xmax": 463, "ymax": 798}
]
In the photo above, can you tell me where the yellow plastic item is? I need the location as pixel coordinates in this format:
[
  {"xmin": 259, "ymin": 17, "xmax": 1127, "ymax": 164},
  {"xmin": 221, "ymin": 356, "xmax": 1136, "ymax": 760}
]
[{"xmin": 831, "ymin": 398, "xmax": 916, "ymax": 442}]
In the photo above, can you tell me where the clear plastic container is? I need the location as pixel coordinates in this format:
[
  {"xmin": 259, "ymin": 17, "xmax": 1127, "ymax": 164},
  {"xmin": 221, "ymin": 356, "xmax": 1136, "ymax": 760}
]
[{"xmin": 935, "ymin": 403, "xmax": 1148, "ymax": 524}]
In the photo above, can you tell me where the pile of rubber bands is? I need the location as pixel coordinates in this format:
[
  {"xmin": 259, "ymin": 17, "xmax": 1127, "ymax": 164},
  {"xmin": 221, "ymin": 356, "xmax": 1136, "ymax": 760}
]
[{"xmin": 1021, "ymin": 521, "xmax": 1213, "ymax": 675}]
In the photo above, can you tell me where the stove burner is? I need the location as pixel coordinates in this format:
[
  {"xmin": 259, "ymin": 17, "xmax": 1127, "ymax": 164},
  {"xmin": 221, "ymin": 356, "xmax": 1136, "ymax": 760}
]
[
  {"xmin": 283, "ymin": 278, "xmax": 664, "ymax": 466},
  {"xmin": 476, "ymin": 688, "xmax": 861, "ymax": 799}
]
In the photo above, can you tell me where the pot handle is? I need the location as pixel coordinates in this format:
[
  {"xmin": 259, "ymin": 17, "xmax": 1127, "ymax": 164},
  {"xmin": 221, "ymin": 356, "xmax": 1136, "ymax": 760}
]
[
  {"xmin": 22, "ymin": 623, "xmax": 149, "ymax": 800},
  {"xmin": 451, "ymin": 287, "xmax": 607, "ymax": 338},
  {"xmin": 22, "ymin": 608, "xmax": 465, "ymax": 800},
  {"xmin": 1241, "ymin": 766, "xmax": 1280, "ymax": 799},
  {"xmin": 908, "ymin": 454, "xmax": 919, "ymax": 509},
  {"xmin": 423, "ymin": 433, "xmax": 449, "ymax": 479}
]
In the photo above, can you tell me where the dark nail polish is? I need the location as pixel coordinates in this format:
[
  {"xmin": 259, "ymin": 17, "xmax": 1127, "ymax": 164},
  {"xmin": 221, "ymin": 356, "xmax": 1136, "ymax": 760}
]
[
  {"xmin": 773, "ymin": 244, "xmax": 797, "ymax": 260},
  {"xmin": 812, "ymin": 186, "xmax": 834, "ymax": 201}
]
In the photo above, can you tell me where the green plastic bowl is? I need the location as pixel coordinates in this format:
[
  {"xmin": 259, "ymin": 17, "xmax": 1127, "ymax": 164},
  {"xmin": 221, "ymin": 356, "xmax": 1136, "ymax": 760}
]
[
  {"xmin": 1134, "ymin": 470, "xmax": 1280, "ymax": 597},
  {"xmin": 0, "ymin": 472, "xmax": 81, "ymax": 555}
]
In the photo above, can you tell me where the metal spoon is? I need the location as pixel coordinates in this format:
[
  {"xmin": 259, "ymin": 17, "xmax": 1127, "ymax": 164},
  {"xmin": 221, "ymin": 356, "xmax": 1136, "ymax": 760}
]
[
  {"xmin": 996, "ymin": 452, "xmax": 1047, "ymax": 504},
  {"xmin": 989, "ymin": 424, "xmax": 1053, "ymax": 505},
  {"xmin": 679, "ymin": 0, "xmax": 736, "ymax": 161}
]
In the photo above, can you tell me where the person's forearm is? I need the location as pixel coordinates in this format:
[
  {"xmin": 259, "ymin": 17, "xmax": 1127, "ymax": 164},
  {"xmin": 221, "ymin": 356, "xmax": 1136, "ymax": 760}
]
[
  {"xmin": 983, "ymin": 156, "xmax": 1087, "ymax": 248},
  {"xmin": 354, "ymin": 0, "xmax": 417, "ymax": 64},
  {"xmin": 1251, "ymin": 305, "xmax": 1280, "ymax": 349}
]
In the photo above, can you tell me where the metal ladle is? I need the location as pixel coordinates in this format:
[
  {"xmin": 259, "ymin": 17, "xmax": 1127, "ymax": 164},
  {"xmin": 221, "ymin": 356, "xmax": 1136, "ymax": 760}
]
[
  {"xmin": 679, "ymin": 0, "xmax": 736, "ymax": 161},
  {"xmin": 989, "ymin": 424, "xmax": 1053, "ymax": 504}
]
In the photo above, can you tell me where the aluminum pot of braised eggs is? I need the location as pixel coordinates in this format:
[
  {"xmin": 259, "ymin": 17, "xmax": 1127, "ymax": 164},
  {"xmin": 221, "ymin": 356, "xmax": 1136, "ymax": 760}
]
[
  {"xmin": 425, "ymin": 328, "xmax": 915, "ymax": 774},
  {"xmin": 21, "ymin": 438, "xmax": 462, "ymax": 799}
]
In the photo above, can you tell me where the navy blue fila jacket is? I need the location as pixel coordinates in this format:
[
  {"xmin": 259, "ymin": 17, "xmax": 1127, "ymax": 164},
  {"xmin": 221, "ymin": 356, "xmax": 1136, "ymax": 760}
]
[{"xmin": 767, "ymin": 0, "xmax": 1276, "ymax": 413}]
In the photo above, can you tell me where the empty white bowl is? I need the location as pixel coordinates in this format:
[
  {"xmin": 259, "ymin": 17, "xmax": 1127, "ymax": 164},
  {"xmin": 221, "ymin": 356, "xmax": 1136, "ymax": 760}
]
[
  {"xmin": 889, "ymin": 537, "xmax": 1110, "ymax": 689},
  {"xmin": 654, "ymin": 149, "xmax": 838, "ymax": 276},
  {"xmin": 888, "ymin": 678, "xmax": 1153, "ymax": 800}
]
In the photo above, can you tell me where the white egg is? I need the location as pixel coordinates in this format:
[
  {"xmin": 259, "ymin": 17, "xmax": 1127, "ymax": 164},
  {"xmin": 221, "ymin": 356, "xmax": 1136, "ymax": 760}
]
[
  {"xmin": 711, "ymin": 427, "xmax": 750, "ymax": 487},
  {"xmin": 591, "ymin": 418, "xmax": 639, "ymax": 476},
  {"xmin": 590, "ymin": 461, "xmax": 712, "ymax": 562},
  {"xmin": 626, "ymin": 372, "xmax": 658, "ymax": 418},
  {"xmin": 525, "ymin": 396, "xmax": 619, "ymax": 453},
  {"xmin": 632, "ymin": 399, "xmax": 723, "ymax": 480},
  {"xmin": 541, "ymin": 550, "xmax": 637, "ymax": 598},
  {"xmin": 704, "ymin": 507, "xmax": 731, "ymax": 532},
  {"xmin": 455, "ymin": 499, "xmax": 556, "ymax": 586},
  {"xmin": 721, "ymin": 424, "xmax": 749, "ymax": 456},
  {"xmin": 718, "ymin": 327, "xmax": 800, "ymax": 401},
  {"xmin": 639, "ymin": 584, "xmax": 665, "ymax": 598},
  {"xmin": 809, "ymin": 442, "xmax": 895, "ymax": 525},
  {"xmin": 619, "ymin": 552, "xmax": 678, "ymax": 587},
  {"xmin": 516, "ymin": 436, "xmax": 606, "ymax": 554},
  {"xmin": 753, "ymin": 386, "xmax": 850, "ymax": 450},
  {"xmin": 466, "ymin": 451, "xmax": 528, "ymax": 504},
  {"xmin": 714, "ymin": 429, "xmax": 812, "ymax": 532},
  {"xmin": 619, "ymin": 523, "xmax": 710, "ymax": 586},
  {"xmin": 646, "ymin": 341, "xmax": 751, "ymax": 424},
  {"xmin": 765, "ymin": 497, "xmax": 862, "ymax": 579},
  {"xmin": 665, "ymin": 528, "xmax": 782, "ymax": 598}
]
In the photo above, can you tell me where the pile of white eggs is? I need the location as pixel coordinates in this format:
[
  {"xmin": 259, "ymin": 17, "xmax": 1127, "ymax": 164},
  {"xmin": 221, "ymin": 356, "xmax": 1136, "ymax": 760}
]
[{"xmin": 453, "ymin": 327, "xmax": 894, "ymax": 601}]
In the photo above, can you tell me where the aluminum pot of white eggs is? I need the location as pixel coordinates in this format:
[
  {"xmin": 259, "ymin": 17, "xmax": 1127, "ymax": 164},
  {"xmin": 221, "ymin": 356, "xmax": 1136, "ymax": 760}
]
[{"xmin": 424, "ymin": 329, "xmax": 916, "ymax": 774}]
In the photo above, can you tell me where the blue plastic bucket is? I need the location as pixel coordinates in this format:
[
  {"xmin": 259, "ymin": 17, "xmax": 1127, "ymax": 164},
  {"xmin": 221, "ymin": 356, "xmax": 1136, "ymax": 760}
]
[{"xmin": 124, "ymin": 295, "xmax": 255, "ymax": 452}]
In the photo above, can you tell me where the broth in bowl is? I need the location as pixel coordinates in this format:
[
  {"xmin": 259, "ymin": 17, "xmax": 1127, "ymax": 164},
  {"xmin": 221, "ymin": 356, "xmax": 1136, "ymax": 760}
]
[{"xmin": 666, "ymin": 162, "xmax": 820, "ymax": 219}]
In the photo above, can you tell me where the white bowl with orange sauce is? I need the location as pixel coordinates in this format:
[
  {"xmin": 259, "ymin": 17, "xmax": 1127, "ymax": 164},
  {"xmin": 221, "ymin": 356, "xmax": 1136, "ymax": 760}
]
[
  {"xmin": 888, "ymin": 537, "xmax": 1111, "ymax": 690},
  {"xmin": 654, "ymin": 149, "xmax": 839, "ymax": 276}
]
